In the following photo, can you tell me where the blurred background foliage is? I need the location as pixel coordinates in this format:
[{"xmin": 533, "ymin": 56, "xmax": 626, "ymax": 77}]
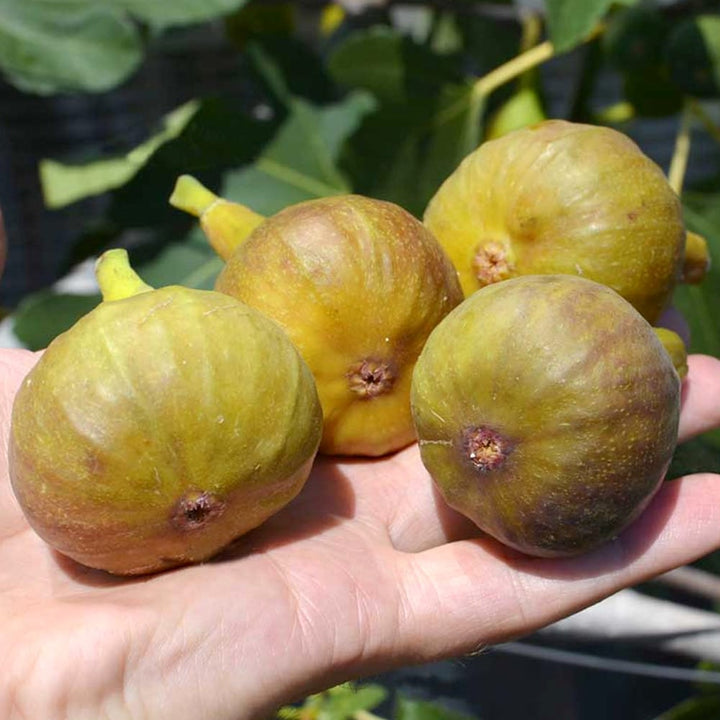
[{"xmin": 0, "ymin": 1, "xmax": 719, "ymax": 716}]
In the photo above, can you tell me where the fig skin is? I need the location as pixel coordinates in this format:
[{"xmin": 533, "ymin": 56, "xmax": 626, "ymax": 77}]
[
  {"xmin": 9, "ymin": 252, "xmax": 323, "ymax": 575},
  {"xmin": 214, "ymin": 193, "xmax": 464, "ymax": 457},
  {"xmin": 423, "ymin": 119, "xmax": 687, "ymax": 323},
  {"xmin": 410, "ymin": 275, "xmax": 681, "ymax": 558}
]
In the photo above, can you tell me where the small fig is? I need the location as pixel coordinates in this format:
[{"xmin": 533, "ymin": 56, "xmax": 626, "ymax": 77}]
[
  {"xmin": 9, "ymin": 250, "xmax": 322, "ymax": 575},
  {"xmin": 423, "ymin": 120, "xmax": 694, "ymax": 323},
  {"xmin": 410, "ymin": 275, "xmax": 681, "ymax": 558},
  {"xmin": 171, "ymin": 178, "xmax": 464, "ymax": 457}
]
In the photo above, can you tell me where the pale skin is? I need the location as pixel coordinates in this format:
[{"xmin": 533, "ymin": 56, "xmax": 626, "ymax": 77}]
[{"xmin": 2, "ymin": 347, "xmax": 720, "ymax": 719}]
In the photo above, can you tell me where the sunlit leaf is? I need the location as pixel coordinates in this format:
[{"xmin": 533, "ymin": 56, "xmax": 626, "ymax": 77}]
[
  {"xmin": 223, "ymin": 91, "xmax": 377, "ymax": 214},
  {"xmin": 395, "ymin": 695, "xmax": 479, "ymax": 720},
  {"xmin": 40, "ymin": 101, "xmax": 201, "ymax": 209},
  {"xmin": 106, "ymin": 96, "xmax": 278, "ymax": 228}
]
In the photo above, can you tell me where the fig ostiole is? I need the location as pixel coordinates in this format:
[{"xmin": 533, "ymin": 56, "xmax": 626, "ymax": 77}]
[
  {"xmin": 423, "ymin": 119, "xmax": 704, "ymax": 323},
  {"xmin": 410, "ymin": 274, "xmax": 681, "ymax": 558},
  {"xmin": 9, "ymin": 249, "xmax": 323, "ymax": 575},
  {"xmin": 170, "ymin": 178, "xmax": 464, "ymax": 457}
]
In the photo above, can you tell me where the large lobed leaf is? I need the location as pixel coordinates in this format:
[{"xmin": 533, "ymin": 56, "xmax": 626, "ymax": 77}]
[
  {"xmin": 223, "ymin": 91, "xmax": 377, "ymax": 215},
  {"xmin": 329, "ymin": 27, "xmax": 484, "ymax": 216},
  {"xmin": 0, "ymin": 0, "xmax": 251, "ymax": 95},
  {"xmin": 0, "ymin": 0, "xmax": 143, "ymax": 94}
]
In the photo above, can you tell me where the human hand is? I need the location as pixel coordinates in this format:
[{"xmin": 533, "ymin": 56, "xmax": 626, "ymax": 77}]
[{"xmin": 2, "ymin": 347, "xmax": 720, "ymax": 719}]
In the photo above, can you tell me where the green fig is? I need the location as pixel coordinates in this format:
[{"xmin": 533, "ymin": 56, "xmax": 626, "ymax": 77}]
[
  {"xmin": 423, "ymin": 119, "xmax": 702, "ymax": 323},
  {"xmin": 170, "ymin": 177, "xmax": 465, "ymax": 457},
  {"xmin": 411, "ymin": 274, "xmax": 682, "ymax": 558},
  {"xmin": 9, "ymin": 249, "xmax": 322, "ymax": 575}
]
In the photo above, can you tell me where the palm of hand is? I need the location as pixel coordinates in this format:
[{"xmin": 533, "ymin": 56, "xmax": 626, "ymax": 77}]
[{"xmin": 2, "ymin": 349, "xmax": 720, "ymax": 720}]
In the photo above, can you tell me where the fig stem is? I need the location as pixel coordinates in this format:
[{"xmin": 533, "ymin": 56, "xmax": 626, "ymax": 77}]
[
  {"xmin": 474, "ymin": 41, "xmax": 554, "ymax": 98},
  {"xmin": 668, "ymin": 101, "xmax": 693, "ymax": 196},
  {"xmin": 473, "ymin": 23, "xmax": 604, "ymax": 99},
  {"xmin": 169, "ymin": 174, "xmax": 265, "ymax": 260},
  {"xmin": 653, "ymin": 327, "xmax": 689, "ymax": 379},
  {"xmin": 169, "ymin": 174, "xmax": 219, "ymax": 217},
  {"xmin": 95, "ymin": 249, "xmax": 153, "ymax": 302}
]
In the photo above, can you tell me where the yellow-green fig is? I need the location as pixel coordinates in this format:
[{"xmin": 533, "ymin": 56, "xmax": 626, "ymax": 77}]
[
  {"xmin": 423, "ymin": 119, "xmax": 705, "ymax": 323},
  {"xmin": 411, "ymin": 274, "xmax": 682, "ymax": 558},
  {"xmin": 9, "ymin": 250, "xmax": 322, "ymax": 575},
  {"xmin": 171, "ymin": 177, "xmax": 464, "ymax": 457}
]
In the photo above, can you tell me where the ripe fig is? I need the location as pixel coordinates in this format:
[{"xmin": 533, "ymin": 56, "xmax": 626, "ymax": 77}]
[
  {"xmin": 170, "ymin": 177, "xmax": 464, "ymax": 457},
  {"xmin": 423, "ymin": 119, "xmax": 707, "ymax": 323},
  {"xmin": 410, "ymin": 275, "xmax": 682, "ymax": 558},
  {"xmin": 9, "ymin": 249, "xmax": 322, "ymax": 575}
]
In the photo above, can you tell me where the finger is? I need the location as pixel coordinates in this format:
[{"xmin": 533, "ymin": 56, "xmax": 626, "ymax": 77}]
[
  {"xmin": 679, "ymin": 354, "xmax": 720, "ymax": 442},
  {"xmin": 390, "ymin": 471, "xmax": 720, "ymax": 664}
]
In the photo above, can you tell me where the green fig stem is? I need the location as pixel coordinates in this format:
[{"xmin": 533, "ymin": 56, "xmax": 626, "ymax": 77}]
[
  {"xmin": 473, "ymin": 24, "xmax": 603, "ymax": 99},
  {"xmin": 682, "ymin": 230, "xmax": 711, "ymax": 284},
  {"xmin": 169, "ymin": 174, "xmax": 219, "ymax": 217},
  {"xmin": 654, "ymin": 327, "xmax": 689, "ymax": 379},
  {"xmin": 474, "ymin": 40, "xmax": 555, "ymax": 98},
  {"xmin": 95, "ymin": 249, "xmax": 153, "ymax": 302},
  {"xmin": 169, "ymin": 174, "xmax": 265, "ymax": 260},
  {"xmin": 668, "ymin": 101, "xmax": 693, "ymax": 196}
]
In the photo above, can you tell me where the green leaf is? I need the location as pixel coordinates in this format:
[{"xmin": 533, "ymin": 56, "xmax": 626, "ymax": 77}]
[
  {"xmin": 416, "ymin": 82, "xmax": 484, "ymax": 211},
  {"xmin": 319, "ymin": 682, "xmax": 387, "ymax": 718},
  {"xmin": 673, "ymin": 192, "xmax": 720, "ymax": 359},
  {"xmin": 113, "ymin": 0, "xmax": 250, "ymax": 29},
  {"xmin": 223, "ymin": 91, "xmax": 377, "ymax": 215},
  {"xmin": 544, "ymin": 0, "xmax": 615, "ymax": 54},
  {"xmin": 12, "ymin": 291, "xmax": 101, "ymax": 350},
  {"xmin": 341, "ymin": 82, "xmax": 484, "ymax": 216},
  {"xmin": 40, "ymin": 101, "xmax": 201, "ymax": 209},
  {"xmin": 0, "ymin": 0, "xmax": 143, "ymax": 94},
  {"xmin": 278, "ymin": 682, "xmax": 387, "ymax": 720},
  {"xmin": 328, "ymin": 26, "xmax": 463, "ymax": 107},
  {"xmin": 395, "ymin": 696, "xmax": 479, "ymax": 720},
  {"xmin": 107, "ymin": 96, "xmax": 278, "ymax": 228},
  {"xmin": 133, "ymin": 229, "xmax": 222, "ymax": 290}
]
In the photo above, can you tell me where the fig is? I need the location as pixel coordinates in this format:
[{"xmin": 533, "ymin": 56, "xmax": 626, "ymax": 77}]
[
  {"xmin": 9, "ymin": 249, "xmax": 322, "ymax": 575},
  {"xmin": 423, "ymin": 119, "xmax": 707, "ymax": 323},
  {"xmin": 169, "ymin": 177, "xmax": 464, "ymax": 456},
  {"xmin": 410, "ymin": 274, "xmax": 682, "ymax": 558}
]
